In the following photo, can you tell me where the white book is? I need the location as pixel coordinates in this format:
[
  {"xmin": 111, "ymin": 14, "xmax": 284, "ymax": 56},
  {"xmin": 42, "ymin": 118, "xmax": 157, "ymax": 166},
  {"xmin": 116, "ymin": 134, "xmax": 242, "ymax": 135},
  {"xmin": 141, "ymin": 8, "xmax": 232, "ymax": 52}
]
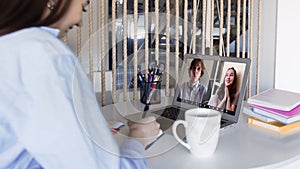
[
  {"xmin": 247, "ymin": 88, "xmax": 300, "ymax": 111},
  {"xmin": 243, "ymin": 105, "xmax": 275, "ymax": 123}
]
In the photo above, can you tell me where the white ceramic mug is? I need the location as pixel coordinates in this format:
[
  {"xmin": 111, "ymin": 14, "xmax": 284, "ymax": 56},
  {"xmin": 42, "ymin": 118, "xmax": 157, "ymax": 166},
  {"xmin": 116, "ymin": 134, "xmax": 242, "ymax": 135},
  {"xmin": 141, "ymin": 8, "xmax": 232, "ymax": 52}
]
[{"xmin": 172, "ymin": 108, "xmax": 221, "ymax": 158}]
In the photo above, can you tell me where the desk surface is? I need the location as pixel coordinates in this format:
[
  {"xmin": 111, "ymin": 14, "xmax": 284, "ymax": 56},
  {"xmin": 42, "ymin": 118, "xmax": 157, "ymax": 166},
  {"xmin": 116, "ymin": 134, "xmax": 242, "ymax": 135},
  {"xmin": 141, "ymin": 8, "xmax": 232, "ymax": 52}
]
[{"xmin": 101, "ymin": 97, "xmax": 300, "ymax": 169}]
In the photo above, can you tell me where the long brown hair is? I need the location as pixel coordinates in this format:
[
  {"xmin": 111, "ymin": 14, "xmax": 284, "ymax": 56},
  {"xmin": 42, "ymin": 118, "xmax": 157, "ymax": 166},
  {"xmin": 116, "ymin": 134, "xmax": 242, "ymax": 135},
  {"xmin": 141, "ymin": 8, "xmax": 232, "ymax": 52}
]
[
  {"xmin": 0, "ymin": 0, "xmax": 72, "ymax": 36},
  {"xmin": 217, "ymin": 67, "xmax": 238, "ymax": 101}
]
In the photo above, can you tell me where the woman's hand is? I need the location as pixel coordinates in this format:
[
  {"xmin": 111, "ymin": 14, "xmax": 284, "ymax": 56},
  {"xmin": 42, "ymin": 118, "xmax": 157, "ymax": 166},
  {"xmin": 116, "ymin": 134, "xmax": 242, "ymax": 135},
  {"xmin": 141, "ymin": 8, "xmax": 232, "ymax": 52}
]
[
  {"xmin": 127, "ymin": 116, "xmax": 160, "ymax": 147},
  {"xmin": 221, "ymin": 86, "xmax": 229, "ymax": 102},
  {"xmin": 224, "ymin": 86, "xmax": 230, "ymax": 98}
]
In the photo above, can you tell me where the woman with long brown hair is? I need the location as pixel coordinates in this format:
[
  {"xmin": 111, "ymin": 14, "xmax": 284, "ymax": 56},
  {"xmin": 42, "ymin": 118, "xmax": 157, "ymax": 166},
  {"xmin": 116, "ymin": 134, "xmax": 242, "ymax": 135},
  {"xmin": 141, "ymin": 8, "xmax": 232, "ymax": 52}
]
[
  {"xmin": 0, "ymin": 0, "xmax": 159, "ymax": 168},
  {"xmin": 208, "ymin": 67, "xmax": 240, "ymax": 112}
]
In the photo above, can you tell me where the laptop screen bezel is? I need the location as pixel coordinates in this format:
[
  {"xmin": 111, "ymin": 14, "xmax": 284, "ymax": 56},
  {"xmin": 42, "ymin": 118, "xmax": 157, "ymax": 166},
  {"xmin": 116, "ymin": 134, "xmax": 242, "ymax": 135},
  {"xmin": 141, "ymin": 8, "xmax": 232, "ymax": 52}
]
[{"xmin": 172, "ymin": 54, "xmax": 251, "ymax": 122}]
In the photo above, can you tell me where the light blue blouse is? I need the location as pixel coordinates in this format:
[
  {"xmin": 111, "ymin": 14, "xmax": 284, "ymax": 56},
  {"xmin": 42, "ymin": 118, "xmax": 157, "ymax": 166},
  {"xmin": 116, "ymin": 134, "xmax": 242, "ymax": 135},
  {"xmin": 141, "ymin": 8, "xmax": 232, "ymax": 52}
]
[
  {"xmin": 0, "ymin": 27, "xmax": 147, "ymax": 169},
  {"xmin": 179, "ymin": 81, "xmax": 207, "ymax": 103}
]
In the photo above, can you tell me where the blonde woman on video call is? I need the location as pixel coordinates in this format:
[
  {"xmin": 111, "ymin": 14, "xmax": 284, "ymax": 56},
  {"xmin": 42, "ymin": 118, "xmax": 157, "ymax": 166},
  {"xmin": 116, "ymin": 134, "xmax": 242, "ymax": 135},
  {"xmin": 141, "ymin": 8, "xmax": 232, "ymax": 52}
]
[{"xmin": 208, "ymin": 67, "xmax": 239, "ymax": 112}]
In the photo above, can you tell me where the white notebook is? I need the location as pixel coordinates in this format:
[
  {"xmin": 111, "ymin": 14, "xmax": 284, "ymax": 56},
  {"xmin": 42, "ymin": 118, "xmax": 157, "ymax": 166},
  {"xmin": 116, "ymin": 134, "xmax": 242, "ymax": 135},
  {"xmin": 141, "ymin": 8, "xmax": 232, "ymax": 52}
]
[{"xmin": 247, "ymin": 88, "xmax": 300, "ymax": 111}]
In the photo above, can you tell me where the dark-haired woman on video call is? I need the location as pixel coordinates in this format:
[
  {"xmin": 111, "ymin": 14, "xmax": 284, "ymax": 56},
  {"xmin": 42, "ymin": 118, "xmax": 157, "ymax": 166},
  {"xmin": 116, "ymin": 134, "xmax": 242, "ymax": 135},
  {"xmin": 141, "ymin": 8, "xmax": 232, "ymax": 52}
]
[
  {"xmin": 208, "ymin": 67, "xmax": 239, "ymax": 112},
  {"xmin": 0, "ymin": 0, "xmax": 160, "ymax": 168}
]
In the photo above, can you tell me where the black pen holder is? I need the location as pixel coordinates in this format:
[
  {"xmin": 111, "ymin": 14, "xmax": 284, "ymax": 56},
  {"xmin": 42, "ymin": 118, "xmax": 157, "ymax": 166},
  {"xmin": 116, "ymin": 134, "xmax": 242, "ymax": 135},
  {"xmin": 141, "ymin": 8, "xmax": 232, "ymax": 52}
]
[{"xmin": 140, "ymin": 80, "xmax": 161, "ymax": 105}]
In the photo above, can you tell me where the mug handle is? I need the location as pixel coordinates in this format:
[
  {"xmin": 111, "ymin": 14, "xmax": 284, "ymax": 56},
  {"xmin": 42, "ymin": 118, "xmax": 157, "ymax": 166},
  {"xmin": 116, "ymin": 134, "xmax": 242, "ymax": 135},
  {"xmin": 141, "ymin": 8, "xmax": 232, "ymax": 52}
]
[{"xmin": 172, "ymin": 120, "xmax": 190, "ymax": 150}]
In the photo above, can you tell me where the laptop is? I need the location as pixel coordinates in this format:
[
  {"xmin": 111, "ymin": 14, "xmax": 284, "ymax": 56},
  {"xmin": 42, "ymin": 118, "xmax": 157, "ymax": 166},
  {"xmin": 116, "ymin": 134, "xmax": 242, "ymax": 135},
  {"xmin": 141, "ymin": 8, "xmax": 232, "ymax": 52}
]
[{"xmin": 127, "ymin": 54, "xmax": 251, "ymax": 133}]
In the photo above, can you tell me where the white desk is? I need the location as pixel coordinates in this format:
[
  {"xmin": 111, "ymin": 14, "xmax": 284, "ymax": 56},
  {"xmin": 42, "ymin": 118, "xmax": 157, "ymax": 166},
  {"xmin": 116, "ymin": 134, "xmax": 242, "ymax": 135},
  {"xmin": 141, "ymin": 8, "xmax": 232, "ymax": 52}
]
[{"xmin": 101, "ymin": 97, "xmax": 300, "ymax": 169}]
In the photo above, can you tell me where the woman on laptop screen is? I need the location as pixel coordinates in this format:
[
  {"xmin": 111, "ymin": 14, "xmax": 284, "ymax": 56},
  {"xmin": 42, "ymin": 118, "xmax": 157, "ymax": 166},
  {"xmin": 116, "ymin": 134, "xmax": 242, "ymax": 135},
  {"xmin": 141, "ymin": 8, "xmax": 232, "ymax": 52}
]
[
  {"xmin": 208, "ymin": 67, "xmax": 239, "ymax": 113},
  {"xmin": 177, "ymin": 59, "xmax": 207, "ymax": 104}
]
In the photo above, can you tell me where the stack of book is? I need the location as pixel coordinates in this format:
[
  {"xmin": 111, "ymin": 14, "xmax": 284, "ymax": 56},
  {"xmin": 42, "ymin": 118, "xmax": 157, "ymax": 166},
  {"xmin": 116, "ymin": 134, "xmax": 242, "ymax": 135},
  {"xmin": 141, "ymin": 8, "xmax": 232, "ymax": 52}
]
[{"xmin": 244, "ymin": 88, "xmax": 300, "ymax": 134}]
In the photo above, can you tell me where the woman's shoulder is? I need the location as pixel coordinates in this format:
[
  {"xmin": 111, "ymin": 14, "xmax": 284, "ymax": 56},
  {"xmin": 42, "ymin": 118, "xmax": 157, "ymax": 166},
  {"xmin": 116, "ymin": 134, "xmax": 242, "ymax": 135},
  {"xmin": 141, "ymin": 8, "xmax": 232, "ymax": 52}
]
[
  {"xmin": 1, "ymin": 27, "xmax": 74, "ymax": 58},
  {"xmin": 1, "ymin": 27, "xmax": 56, "ymax": 42},
  {"xmin": 0, "ymin": 27, "xmax": 78, "ymax": 75},
  {"xmin": 2, "ymin": 27, "xmax": 68, "ymax": 49}
]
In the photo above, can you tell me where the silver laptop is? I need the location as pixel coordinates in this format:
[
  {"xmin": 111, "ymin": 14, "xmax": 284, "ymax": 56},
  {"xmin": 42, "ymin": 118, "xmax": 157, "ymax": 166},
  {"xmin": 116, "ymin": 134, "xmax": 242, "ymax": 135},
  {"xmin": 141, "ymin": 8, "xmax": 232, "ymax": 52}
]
[{"xmin": 128, "ymin": 54, "xmax": 250, "ymax": 133}]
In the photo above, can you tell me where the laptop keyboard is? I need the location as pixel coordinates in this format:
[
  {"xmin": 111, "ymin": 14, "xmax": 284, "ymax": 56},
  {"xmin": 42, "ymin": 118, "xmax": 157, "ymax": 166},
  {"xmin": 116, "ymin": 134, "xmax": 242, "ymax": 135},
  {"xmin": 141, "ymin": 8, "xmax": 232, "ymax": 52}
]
[
  {"xmin": 153, "ymin": 107, "xmax": 232, "ymax": 128},
  {"xmin": 153, "ymin": 107, "xmax": 183, "ymax": 121},
  {"xmin": 221, "ymin": 119, "xmax": 227, "ymax": 125}
]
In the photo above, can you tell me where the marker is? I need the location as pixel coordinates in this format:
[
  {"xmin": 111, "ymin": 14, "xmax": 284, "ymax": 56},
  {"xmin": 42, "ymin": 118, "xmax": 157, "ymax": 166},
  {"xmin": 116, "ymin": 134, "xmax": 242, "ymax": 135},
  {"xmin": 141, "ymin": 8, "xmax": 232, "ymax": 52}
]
[{"xmin": 145, "ymin": 130, "xmax": 164, "ymax": 150}]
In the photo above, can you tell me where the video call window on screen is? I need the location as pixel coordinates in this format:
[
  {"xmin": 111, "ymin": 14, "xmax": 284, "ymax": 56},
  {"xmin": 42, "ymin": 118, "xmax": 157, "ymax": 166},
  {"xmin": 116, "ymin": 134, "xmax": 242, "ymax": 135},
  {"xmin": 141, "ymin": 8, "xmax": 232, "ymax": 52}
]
[{"xmin": 177, "ymin": 58, "xmax": 247, "ymax": 116}]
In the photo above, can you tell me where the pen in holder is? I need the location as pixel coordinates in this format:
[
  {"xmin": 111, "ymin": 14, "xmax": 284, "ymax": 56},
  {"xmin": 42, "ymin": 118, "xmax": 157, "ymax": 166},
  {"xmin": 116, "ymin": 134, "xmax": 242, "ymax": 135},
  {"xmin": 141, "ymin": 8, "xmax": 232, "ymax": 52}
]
[{"xmin": 140, "ymin": 80, "xmax": 161, "ymax": 105}]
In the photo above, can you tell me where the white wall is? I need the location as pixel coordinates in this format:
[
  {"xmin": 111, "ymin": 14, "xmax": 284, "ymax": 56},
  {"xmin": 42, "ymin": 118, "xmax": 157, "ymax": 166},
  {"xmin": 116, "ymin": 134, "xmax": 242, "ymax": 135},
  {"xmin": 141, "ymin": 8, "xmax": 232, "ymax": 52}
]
[
  {"xmin": 259, "ymin": 0, "xmax": 277, "ymax": 93},
  {"xmin": 260, "ymin": 0, "xmax": 300, "ymax": 94},
  {"xmin": 275, "ymin": 0, "xmax": 300, "ymax": 93}
]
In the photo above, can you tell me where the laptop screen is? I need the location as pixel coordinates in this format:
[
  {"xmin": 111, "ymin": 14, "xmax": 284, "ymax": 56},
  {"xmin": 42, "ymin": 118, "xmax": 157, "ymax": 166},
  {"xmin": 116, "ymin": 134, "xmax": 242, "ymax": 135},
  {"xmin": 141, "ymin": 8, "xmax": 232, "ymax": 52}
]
[{"xmin": 173, "ymin": 54, "xmax": 251, "ymax": 122}]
